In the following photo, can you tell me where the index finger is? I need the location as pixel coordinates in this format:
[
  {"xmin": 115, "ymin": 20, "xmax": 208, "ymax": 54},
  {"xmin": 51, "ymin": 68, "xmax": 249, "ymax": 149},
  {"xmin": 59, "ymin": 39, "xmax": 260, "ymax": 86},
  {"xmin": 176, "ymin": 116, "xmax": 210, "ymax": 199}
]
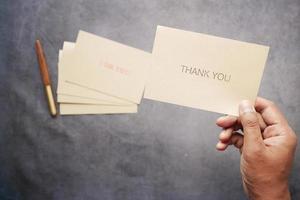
[{"xmin": 255, "ymin": 97, "xmax": 287, "ymax": 126}]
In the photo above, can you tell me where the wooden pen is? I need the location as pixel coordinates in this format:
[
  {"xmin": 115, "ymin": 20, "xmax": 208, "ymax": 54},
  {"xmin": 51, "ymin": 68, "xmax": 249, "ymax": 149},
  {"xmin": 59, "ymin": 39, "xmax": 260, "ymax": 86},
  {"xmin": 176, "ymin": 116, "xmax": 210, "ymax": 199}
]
[{"xmin": 35, "ymin": 40, "xmax": 57, "ymax": 117}]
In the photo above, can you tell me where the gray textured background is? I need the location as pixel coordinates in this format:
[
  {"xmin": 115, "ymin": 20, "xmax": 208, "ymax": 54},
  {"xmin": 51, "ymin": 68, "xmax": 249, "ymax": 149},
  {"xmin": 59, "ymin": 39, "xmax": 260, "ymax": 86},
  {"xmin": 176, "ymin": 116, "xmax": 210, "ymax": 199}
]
[{"xmin": 0, "ymin": 0, "xmax": 299, "ymax": 199}]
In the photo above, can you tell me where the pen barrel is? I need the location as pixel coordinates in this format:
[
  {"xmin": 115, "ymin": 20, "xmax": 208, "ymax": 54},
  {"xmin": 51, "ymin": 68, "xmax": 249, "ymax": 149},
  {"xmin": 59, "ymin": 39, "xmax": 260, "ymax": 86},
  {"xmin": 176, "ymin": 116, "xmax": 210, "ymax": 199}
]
[
  {"xmin": 45, "ymin": 85, "xmax": 57, "ymax": 117},
  {"xmin": 35, "ymin": 40, "xmax": 51, "ymax": 85}
]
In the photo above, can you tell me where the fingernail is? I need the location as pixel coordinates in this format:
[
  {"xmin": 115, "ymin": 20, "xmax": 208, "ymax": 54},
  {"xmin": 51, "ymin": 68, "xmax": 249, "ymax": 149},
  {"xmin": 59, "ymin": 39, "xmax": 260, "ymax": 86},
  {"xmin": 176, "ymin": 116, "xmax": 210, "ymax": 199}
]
[{"xmin": 239, "ymin": 100, "xmax": 255, "ymax": 115}]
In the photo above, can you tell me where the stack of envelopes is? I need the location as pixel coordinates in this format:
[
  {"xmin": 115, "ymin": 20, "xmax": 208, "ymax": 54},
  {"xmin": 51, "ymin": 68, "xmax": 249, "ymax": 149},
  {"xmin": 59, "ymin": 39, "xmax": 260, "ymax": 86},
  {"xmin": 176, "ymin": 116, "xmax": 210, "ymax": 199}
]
[
  {"xmin": 57, "ymin": 26, "xmax": 269, "ymax": 116},
  {"xmin": 57, "ymin": 31, "xmax": 150, "ymax": 115}
]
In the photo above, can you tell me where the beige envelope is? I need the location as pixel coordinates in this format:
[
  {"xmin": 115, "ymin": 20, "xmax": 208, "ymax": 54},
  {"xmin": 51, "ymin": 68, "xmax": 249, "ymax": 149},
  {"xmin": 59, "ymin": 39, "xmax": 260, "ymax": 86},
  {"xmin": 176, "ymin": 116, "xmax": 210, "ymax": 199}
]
[
  {"xmin": 144, "ymin": 26, "xmax": 269, "ymax": 116},
  {"xmin": 57, "ymin": 43, "xmax": 134, "ymax": 106},
  {"xmin": 66, "ymin": 31, "xmax": 150, "ymax": 104}
]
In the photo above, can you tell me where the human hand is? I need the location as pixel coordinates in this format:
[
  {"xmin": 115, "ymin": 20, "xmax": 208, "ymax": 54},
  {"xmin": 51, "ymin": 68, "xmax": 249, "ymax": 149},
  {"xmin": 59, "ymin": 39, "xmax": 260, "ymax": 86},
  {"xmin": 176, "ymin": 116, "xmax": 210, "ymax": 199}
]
[{"xmin": 215, "ymin": 97, "xmax": 297, "ymax": 200}]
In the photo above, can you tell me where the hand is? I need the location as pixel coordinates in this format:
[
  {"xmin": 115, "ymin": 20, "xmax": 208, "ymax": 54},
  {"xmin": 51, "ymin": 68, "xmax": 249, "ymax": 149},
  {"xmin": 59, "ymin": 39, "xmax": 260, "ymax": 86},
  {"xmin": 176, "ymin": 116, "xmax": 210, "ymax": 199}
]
[{"xmin": 215, "ymin": 97, "xmax": 297, "ymax": 200}]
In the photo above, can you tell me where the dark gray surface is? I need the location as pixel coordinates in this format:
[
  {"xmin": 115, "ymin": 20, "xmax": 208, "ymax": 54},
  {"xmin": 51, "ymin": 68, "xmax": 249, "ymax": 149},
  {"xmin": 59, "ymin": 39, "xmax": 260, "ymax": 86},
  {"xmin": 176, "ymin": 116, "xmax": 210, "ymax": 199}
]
[{"xmin": 1, "ymin": 0, "xmax": 299, "ymax": 199}]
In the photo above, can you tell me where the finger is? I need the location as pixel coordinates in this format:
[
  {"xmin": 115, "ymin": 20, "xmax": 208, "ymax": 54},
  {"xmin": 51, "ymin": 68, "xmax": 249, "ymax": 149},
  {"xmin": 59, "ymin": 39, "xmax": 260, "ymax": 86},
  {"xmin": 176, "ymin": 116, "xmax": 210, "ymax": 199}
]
[
  {"xmin": 262, "ymin": 124, "xmax": 282, "ymax": 139},
  {"xmin": 239, "ymin": 100, "xmax": 264, "ymax": 148},
  {"xmin": 217, "ymin": 113, "xmax": 266, "ymax": 131},
  {"xmin": 255, "ymin": 97, "xmax": 287, "ymax": 126},
  {"xmin": 216, "ymin": 116, "xmax": 238, "ymax": 128},
  {"xmin": 236, "ymin": 112, "xmax": 266, "ymax": 131},
  {"xmin": 257, "ymin": 112, "xmax": 267, "ymax": 131},
  {"xmin": 216, "ymin": 132, "xmax": 244, "ymax": 152},
  {"xmin": 216, "ymin": 141, "xmax": 229, "ymax": 151},
  {"xmin": 228, "ymin": 133, "xmax": 244, "ymax": 153},
  {"xmin": 219, "ymin": 127, "xmax": 234, "ymax": 143}
]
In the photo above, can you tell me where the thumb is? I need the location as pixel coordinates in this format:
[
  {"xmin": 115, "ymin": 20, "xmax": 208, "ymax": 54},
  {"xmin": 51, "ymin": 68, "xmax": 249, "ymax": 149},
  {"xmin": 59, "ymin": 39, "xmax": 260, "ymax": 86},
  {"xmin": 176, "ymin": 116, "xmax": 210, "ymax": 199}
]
[{"xmin": 239, "ymin": 100, "xmax": 263, "ymax": 148}]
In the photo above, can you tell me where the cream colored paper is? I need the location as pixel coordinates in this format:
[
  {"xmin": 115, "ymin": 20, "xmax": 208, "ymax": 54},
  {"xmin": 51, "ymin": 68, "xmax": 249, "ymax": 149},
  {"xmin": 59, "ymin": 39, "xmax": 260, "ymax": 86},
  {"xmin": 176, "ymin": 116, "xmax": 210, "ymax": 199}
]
[
  {"xmin": 58, "ymin": 46, "xmax": 109, "ymax": 104},
  {"xmin": 66, "ymin": 31, "xmax": 150, "ymax": 104},
  {"xmin": 58, "ymin": 43, "xmax": 112, "ymax": 104},
  {"xmin": 57, "ymin": 43, "xmax": 133, "ymax": 106},
  {"xmin": 57, "ymin": 94, "xmax": 126, "ymax": 105},
  {"xmin": 57, "ymin": 42, "xmax": 137, "ymax": 115},
  {"xmin": 60, "ymin": 104, "xmax": 137, "ymax": 115},
  {"xmin": 144, "ymin": 26, "xmax": 269, "ymax": 116}
]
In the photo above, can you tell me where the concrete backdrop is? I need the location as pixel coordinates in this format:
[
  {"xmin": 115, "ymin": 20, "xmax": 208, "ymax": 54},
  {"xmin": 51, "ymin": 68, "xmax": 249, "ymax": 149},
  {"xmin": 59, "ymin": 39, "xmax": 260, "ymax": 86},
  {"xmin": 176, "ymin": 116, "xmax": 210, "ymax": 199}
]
[{"xmin": 0, "ymin": 0, "xmax": 299, "ymax": 199}]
